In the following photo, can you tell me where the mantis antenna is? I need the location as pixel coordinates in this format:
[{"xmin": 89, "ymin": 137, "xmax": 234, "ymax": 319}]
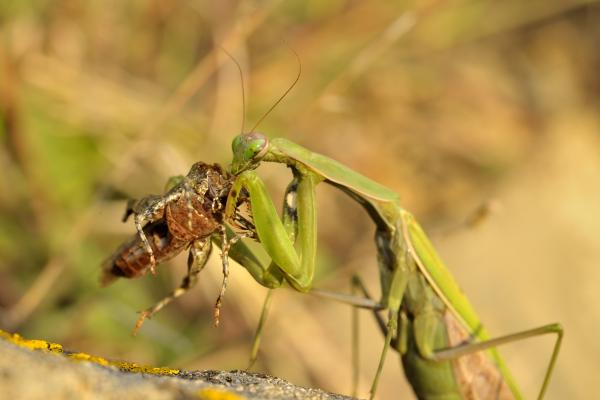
[
  {"xmin": 249, "ymin": 45, "xmax": 301, "ymax": 133},
  {"xmin": 220, "ymin": 45, "xmax": 301, "ymax": 134},
  {"xmin": 219, "ymin": 46, "xmax": 247, "ymax": 134}
]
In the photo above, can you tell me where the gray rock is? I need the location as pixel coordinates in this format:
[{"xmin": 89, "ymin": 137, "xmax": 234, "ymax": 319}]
[{"xmin": 0, "ymin": 333, "xmax": 357, "ymax": 400}]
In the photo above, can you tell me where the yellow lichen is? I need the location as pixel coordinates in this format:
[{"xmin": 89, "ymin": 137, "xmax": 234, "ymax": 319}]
[
  {"xmin": 68, "ymin": 352, "xmax": 110, "ymax": 366},
  {"xmin": 0, "ymin": 329, "xmax": 179, "ymax": 376},
  {"xmin": 112, "ymin": 361, "xmax": 180, "ymax": 375},
  {"xmin": 0, "ymin": 329, "xmax": 63, "ymax": 353},
  {"xmin": 196, "ymin": 388, "xmax": 246, "ymax": 400}
]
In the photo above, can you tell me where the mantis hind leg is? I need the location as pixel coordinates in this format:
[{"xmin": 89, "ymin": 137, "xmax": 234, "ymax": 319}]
[
  {"xmin": 345, "ymin": 277, "xmax": 563, "ymax": 399},
  {"xmin": 132, "ymin": 238, "xmax": 212, "ymax": 335},
  {"xmin": 428, "ymin": 323, "xmax": 563, "ymax": 400}
]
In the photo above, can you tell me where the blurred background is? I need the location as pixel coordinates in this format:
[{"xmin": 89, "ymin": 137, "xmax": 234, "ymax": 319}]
[{"xmin": 1, "ymin": 1, "xmax": 599, "ymax": 399}]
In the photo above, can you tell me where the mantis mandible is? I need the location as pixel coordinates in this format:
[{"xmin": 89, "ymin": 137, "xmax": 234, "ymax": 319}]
[{"xmin": 226, "ymin": 132, "xmax": 563, "ymax": 400}]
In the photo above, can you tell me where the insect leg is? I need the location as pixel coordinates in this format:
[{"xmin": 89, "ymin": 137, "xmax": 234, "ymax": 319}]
[
  {"xmin": 186, "ymin": 175, "xmax": 209, "ymax": 231},
  {"xmin": 247, "ymin": 289, "xmax": 274, "ymax": 370},
  {"xmin": 132, "ymin": 238, "xmax": 212, "ymax": 335},
  {"xmin": 122, "ymin": 198, "xmax": 138, "ymax": 222},
  {"xmin": 349, "ymin": 275, "xmax": 413, "ymax": 396},
  {"xmin": 224, "ymin": 170, "xmax": 319, "ymax": 291},
  {"xmin": 426, "ymin": 323, "xmax": 563, "ymax": 400},
  {"xmin": 369, "ymin": 243, "xmax": 410, "ymax": 400},
  {"xmin": 247, "ymin": 177, "xmax": 300, "ymax": 368},
  {"xmin": 213, "ymin": 226, "xmax": 251, "ymax": 326},
  {"xmin": 352, "ymin": 279, "xmax": 360, "ymax": 398},
  {"xmin": 184, "ymin": 179, "xmax": 195, "ymax": 231},
  {"xmin": 344, "ymin": 277, "xmax": 408, "ymax": 354},
  {"xmin": 122, "ymin": 195, "xmax": 163, "ymax": 272},
  {"xmin": 309, "ymin": 278, "xmax": 390, "ymax": 397},
  {"xmin": 134, "ymin": 213, "xmax": 159, "ymax": 274},
  {"xmin": 131, "ymin": 191, "xmax": 184, "ymax": 275},
  {"xmin": 309, "ymin": 287, "xmax": 384, "ymax": 309},
  {"xmin": 215, "ymin": 225, "xmax": 284, "ymax": 288}
]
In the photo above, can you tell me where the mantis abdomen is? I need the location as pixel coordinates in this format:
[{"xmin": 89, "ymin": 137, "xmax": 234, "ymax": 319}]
[{"xmin": 399, "ymin": 271, "xmax": 516, "ymax": 399}]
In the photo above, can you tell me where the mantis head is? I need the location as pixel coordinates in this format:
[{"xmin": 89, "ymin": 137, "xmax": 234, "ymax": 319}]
[{"xmin": 231, "ymin": 132, "xmax": 269, "ymax": 175}]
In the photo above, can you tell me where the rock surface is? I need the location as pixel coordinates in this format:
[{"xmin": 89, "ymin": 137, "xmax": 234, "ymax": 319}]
[{"xmin": 0, "ymin": 330, "xmax": 356, "ymax": 400}]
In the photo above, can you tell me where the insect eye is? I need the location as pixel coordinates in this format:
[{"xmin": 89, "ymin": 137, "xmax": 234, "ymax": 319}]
[
  {"xmin": 231, "ymin": 133, "xmax": 269, "ymax": 174},
  {"xmin": 231, "ymin": 135, "xmax": 245, "ymax": 153},
  {"xmin": 233, "ymin": 133, "xmax": 268, "ymax": 160},
  {"xmin": 248, "ymin": 138, "xmax": 268, "ymax": 160}
]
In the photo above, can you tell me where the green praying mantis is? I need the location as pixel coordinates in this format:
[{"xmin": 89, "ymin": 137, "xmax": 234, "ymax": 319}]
[
  {"xmin": 98, "ymin": 43, "xmax": 563, "ymax": 398},
  {"xmin": 113, "ymin": 129, "xmax": 563, "ymax": 399},
  {"xmin": 112, "ymin": 130, "xmax": 563, "ymax": 399},
  {"xmin": 222, "ymin": 132, "xmax": 563, "ymax": 400}
]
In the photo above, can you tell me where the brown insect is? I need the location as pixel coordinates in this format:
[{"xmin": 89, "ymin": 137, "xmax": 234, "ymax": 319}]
[{"xmin": 101, "ymin": 161, "xmax": 253, "ymax": 332}]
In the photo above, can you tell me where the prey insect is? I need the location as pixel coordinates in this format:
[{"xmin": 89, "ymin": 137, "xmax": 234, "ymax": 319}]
[
  {"xmin": 102, "ymin": 162, "xmax": 258, "ymax": 331},
  {"xmin": 102, "ymin": 157, "xmax": 314, "ymax": 335},
  {"xmin": 101, "ymin": 50, "xmax": 308, "ymax": 336},
  {"xmin": 227, "ymin": 132, "xmax": 563, "ymax": 400}
]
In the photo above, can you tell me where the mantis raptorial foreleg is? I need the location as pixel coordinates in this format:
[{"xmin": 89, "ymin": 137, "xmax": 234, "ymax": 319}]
[
  {"xmin": 225, "ymin": 170, "xmax": 321, "ymax": 292},
  {"xmin": 132, "ymin": 238, "xmax": 212, "ymax": 335},
  {"xmin": 245, "ymin": 175, "xmax": 392, "ymax": 370},
  {"xmin": 247, "ymin": 177, "xmax": 301, "ymax": 369}
]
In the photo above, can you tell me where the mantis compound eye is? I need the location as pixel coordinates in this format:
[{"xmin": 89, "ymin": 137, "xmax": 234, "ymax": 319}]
[{"xmin": 231, "ymin": 132, "xmax": 269, "ymax": 174}]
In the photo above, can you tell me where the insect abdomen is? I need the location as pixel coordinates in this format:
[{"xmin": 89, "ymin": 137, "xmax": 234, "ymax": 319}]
[
  {"xmin": 101, "ymin": 220, "xmax": 187, "ymax": 285},
  {"xmin": 401, "ymin": 309, "xmax": 516, "ymax": 400}
]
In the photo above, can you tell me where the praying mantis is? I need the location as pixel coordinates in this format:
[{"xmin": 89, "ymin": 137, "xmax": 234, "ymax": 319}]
[
  {"xmin": 225, "ymin": 132, "xmax": 563, "ymax": 400},
  {"xmin": 106, "ymin": 131, "xmax": 562, "ymax": 399}
]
